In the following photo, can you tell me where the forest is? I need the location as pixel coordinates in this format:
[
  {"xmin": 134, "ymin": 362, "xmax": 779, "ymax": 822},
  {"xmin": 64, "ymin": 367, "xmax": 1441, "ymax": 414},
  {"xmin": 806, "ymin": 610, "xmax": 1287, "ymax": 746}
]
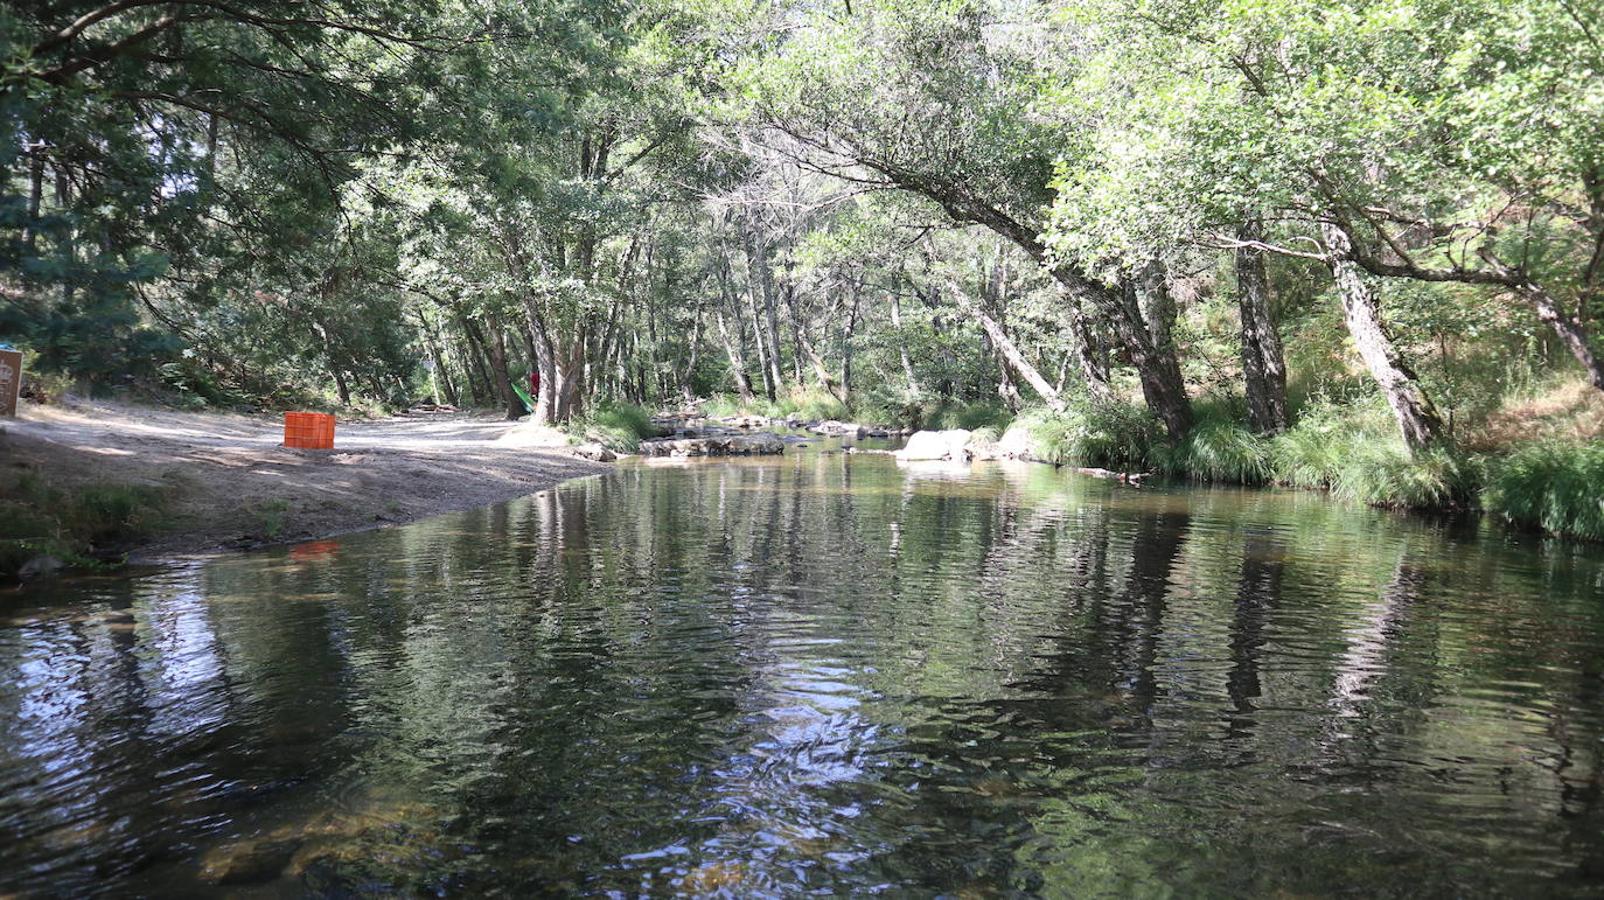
[{"xmin": 4, "ymin": 0, "xmax": 1603, "ymax": 538}]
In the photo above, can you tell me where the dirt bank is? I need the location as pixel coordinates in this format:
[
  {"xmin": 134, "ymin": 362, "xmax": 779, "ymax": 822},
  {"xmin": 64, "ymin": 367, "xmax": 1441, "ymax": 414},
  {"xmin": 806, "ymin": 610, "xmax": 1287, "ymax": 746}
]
[{"xmin": 0, "ymin": 399, "xmax": 610, "ymax": 564}]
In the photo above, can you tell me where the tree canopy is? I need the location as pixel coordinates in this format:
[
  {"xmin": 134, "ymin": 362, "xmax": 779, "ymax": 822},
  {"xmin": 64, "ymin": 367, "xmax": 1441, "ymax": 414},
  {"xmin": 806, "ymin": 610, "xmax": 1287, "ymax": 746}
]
[{"xmin": 4, "ymin": 0, "xmax": 1602, "ymax": 475}]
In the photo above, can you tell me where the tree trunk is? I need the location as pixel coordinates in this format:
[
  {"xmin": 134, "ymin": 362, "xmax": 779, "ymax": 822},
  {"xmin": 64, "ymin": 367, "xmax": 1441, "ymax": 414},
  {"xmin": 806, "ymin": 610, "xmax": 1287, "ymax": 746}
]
[
  {"xmin": 1235, "ymin": 219, "xmax": 1289, "ymax": 433},
  {"xmin": 785, "ymin": 284, "xmax": 806, "ymax": 384},
  {"xmin": 952, "ymin": 279, "xmax": 1064, "ymax": 412},
  {"xmin": 889, "ymin": 288, "xmax": 921, "ymax": 398},
  {"xmin": 681, "ymin": 313, "xmax": 703, "ymax": 401},
  {"xmin": 1320, "ymin": 222, "xmax": 1444, "ymax": 452},
  {"xmin": 485, "ymin": 320, "xmax": 525, "ymax": 420},
  {"xmin": 714, "ymin": 308, "xmax": 756, "ymax": 403},
  {"xmin": 25, "ymin": 151, "xmax": 43, "ymax": 255},
  {"xmin": 457, "ymin": 317, "xmax": 494, "ymax": 406},
  {"xmin": 416, "ymin": 310, "xmax": 460, "ymax": 407},
  {"xmin": 1091, "ymin": 263, "xmax": 1192, "ymax": 438},
  {"xmin": 841, "ymin": 282, "xmax": 861, "ymax": 403},
  {"xmin": 1064, "ymin": 288, "xmax": 1112, "ymax": 402},
  {"xmin": 744, "ymin": 228, "xmax": 786, "ymax": 395},
  {"xmin": 1523, "ymin": 283, "xmax": 1604, "ymax": 393},
  {"xmin": 744, "ymin": 274, "xmax": 776, "ymax": 401}
]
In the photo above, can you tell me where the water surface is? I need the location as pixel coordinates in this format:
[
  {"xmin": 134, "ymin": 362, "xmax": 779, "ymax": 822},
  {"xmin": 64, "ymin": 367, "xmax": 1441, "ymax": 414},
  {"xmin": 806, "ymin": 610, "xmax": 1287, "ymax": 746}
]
[{"xmin": 4, "ymin": 450, "xmax": 1603, "ymax": 896}]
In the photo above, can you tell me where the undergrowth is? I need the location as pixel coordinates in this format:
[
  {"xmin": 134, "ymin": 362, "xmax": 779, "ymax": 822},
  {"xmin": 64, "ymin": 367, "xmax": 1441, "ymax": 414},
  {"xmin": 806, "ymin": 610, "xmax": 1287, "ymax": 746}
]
[
  {"xmin": 1, "ymin": 474, "xmax": 169, "ymax": 580},
  {"xmin": 1010, "ymin": 400, "xmax": 1162, "ymax": 471},
  {"xmin": 1483, "ymin": 441, "xmax": 1604, "ymax": 541},
  {"xmin": 575, "ymin": 402, "xmax": 658, "ymax": 452}
]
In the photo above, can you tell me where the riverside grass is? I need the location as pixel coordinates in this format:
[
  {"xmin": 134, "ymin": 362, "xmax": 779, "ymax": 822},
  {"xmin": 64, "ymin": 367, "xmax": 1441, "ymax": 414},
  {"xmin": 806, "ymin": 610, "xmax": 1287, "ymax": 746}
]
[
  {"xmin": 703, "ymin": 385, "xmax": 1600, "ymax": 541},
  {"xmin": 1015, "ymin": 395, "xmax": 1597, "ymax": 540},
  {"xmin": 1484, "ymin": 442, "xmax": 1604, "ymax": 542},
  {"xmin": 1, "ymin": 475, "xmax": 169, "ymax": 579},
  {"xmin": 577, "ymin": 402, "xmax": 658, "ymax": 452}
]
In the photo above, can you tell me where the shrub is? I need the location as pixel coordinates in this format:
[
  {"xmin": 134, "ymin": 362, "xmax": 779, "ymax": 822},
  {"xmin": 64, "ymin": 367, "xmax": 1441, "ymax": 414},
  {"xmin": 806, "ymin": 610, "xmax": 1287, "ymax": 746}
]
[
  {"xmin": 1483, "ymin": 441, "xmax": 1604, "ymax": 541},
  {"xmin": 578, "ymin": 402, "xmax": 657, "ymax": 452},
  {"xmin": 920, "ymin": 399, "xmax": 1014, "ymax": 433},
  {"xmin": 1015, "ymin": 400, "xmax": 1163, "ymax": 471}
]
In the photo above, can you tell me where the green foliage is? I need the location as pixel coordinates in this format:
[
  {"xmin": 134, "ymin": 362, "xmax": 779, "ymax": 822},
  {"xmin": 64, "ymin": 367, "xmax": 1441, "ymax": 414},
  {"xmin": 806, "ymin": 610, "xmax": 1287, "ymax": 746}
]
[
  {"xmin": 1268, "ymin": 398, "xmax": 1472, "ymax": 508},
  {"xmin": 1270, "ymin": 399, "xmax": 1390, "ymax": 490},
  {"xmin": 1016, "ymin": 400, "xmax": 1163, "ymax": 471},
  {"xmin": 578, "ymin": 403, "xmax": 658, "ymax": 452},
  {"xmin": 700, "ymin": 388, "xmax": 855, "ymax": 424},
  {"xmin": 1164, "ymin": 420, "xmax": 1274, "ymax": 485},
  {"xmin": 1329, "ymin": 444, "xmax": 1474, "ymax": 510},
  {"xmin": 1484, "ymin": 442, "xmax": 1604, "ymax": 541},
  {"xmin": 920, "ymin": 400, "xmax": 1014, "ymax": 433},
  {"xmin": 1, "ymin": 474, "xmax": 168, "ymax": 579},
  {"xmin": 782, "ymin": 388, "xmax": 850, "ymax": 423}
]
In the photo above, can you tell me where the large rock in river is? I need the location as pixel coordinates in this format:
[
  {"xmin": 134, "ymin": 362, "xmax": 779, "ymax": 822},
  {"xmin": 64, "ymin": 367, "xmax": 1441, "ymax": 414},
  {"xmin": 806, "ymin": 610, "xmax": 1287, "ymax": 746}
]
[
  {"xmin": 895, "ymin": 429, "xmax": 972, "ymax": 461},
  {"xmin": 996, "ymin": 423, "xmax": 1041, "ymax": 461}
]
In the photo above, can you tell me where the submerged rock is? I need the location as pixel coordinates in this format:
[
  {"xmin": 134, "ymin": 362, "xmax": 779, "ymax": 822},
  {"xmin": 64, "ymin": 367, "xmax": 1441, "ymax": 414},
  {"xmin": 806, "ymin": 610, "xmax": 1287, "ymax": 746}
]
[
  {"xmin": 200, "ymin": 837, "xmax": 304, "ymax": 884},
  {"xmin": 17, "ymin": 555, "xmax": 64, "ymax": 581},
  {"xmin": 809, "ymin": 420, "xmax": 864, "ymax": 437},
  {"xmin": 895, "ymin": 429, "xmax": 972, "ymax": 461}
]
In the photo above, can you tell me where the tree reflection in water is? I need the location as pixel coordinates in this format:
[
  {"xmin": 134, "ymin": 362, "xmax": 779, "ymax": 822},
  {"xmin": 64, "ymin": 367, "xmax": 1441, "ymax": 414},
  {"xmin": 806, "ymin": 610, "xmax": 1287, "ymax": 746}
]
[{"xmin": 3, "ymin": 451, "xmax": 1604, "ymax": 895}]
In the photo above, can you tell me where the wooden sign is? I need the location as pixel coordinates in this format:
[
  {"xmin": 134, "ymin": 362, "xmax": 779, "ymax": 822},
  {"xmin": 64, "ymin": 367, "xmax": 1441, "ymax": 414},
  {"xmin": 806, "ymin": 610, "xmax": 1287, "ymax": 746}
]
[{"xmin": 0, "ymin": 349, "xmax": 20, "ymax": 417}]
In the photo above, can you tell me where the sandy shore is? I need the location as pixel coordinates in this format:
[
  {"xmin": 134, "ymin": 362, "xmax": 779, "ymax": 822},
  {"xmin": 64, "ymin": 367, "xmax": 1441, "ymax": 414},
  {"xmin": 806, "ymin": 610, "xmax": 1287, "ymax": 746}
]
[{"xmin": 0, "ymin": 399, "xmax": 611, "ymax": 564}]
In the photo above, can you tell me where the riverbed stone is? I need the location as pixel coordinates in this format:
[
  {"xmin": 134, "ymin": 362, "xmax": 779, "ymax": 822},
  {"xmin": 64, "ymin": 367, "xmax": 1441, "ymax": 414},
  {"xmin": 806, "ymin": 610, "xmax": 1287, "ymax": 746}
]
[
  {"xmin": 639, "ymin": 432, "xmax": 784, "ymax": 457},
  {"xmin": 573, "ymin": 442, "xmax": 617, "ymax": 462},
  {"xmin": 200, "ymin": 837, "xmax": 305, "ymax": 884},
  {"xmin": 17, "ymin": 555, "xmax": 64, "ymax": 581}
]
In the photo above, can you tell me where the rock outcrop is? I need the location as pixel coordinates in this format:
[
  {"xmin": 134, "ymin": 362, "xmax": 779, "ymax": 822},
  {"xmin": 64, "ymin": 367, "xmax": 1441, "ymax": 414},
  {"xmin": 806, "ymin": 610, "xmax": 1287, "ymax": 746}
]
[
  {"xmin": 894, "ymin": 429, "xmax": 973, "ymax": 461},
  {"xmin": 639, "ymin": 432, "xmax": 785, "ymax": 457}
]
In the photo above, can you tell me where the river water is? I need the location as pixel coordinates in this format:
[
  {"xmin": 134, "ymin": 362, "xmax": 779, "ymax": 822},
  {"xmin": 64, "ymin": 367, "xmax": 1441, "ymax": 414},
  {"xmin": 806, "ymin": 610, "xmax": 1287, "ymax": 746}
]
[{"xmin": 3, "ymin": 448, "xmax": 1603, "ymax": 896}]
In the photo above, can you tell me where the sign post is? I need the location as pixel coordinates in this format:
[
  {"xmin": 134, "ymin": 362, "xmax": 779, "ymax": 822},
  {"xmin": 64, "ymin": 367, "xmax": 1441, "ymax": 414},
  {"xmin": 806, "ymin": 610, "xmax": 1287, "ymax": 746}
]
[{"xmin": 0, "ymin": 349, "xmax": 21, "ymax": 417}]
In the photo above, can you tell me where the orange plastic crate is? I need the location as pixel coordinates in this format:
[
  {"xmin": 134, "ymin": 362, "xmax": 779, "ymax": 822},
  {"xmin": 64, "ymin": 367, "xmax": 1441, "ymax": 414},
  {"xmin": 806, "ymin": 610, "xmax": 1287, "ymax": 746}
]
[{"xmin": 283, "ymin": 412, "xmax": 336, "ymax": 449}]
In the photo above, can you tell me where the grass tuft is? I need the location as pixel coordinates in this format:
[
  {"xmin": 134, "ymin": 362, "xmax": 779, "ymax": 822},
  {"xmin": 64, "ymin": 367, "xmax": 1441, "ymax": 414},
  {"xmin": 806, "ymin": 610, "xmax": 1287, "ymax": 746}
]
[
  {"xmin": 1014, "ymin": 400, "xmax": 1162, "ymax": 471},
  {"xmin": 1, "ymin": 474, "xmax": 169, "ymax": 579},
  {"xmin": 1483, "ymin": 441, "xmax": 1604, "ymax": 541},
  {"xmin": 1161, "ymin": 403, "xmax": 1273, "ymax": 484},
  {"xmin": 576, "ymin": 402, "xmax": 657, "ymax": 452}
]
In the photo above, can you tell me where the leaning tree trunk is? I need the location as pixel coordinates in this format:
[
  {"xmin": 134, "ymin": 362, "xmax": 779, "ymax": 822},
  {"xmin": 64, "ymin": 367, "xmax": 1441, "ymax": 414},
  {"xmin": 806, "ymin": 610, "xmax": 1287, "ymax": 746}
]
[
  {"xmin": 1320, "ymin": 222, "xmax": 1444, "ymax": 453},
  {"xmin": 714, "ymin": 310, "xmax": 756, "ymax": 404},
  {"xmin": 1235, "ymin": 219, "xmax": 1290, "ymax": 434},
  {"xmin": 1063, "ymin": 288, "xmax": 1113, "ymax": 403},
  {"xmin": 952, "ymin": 280, "xmax": 1065, "ymax": 412},
  {"xmin": 1522, "ymin": 283, "xmax": 1604, "ymax": 393}
]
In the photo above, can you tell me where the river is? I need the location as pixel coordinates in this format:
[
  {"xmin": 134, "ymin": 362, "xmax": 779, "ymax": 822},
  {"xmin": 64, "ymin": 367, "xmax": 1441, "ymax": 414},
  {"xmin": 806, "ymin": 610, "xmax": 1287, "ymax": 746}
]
[{"xmin": 3, "ymin": 447, "xmax": 1603, "ymax": 895}]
